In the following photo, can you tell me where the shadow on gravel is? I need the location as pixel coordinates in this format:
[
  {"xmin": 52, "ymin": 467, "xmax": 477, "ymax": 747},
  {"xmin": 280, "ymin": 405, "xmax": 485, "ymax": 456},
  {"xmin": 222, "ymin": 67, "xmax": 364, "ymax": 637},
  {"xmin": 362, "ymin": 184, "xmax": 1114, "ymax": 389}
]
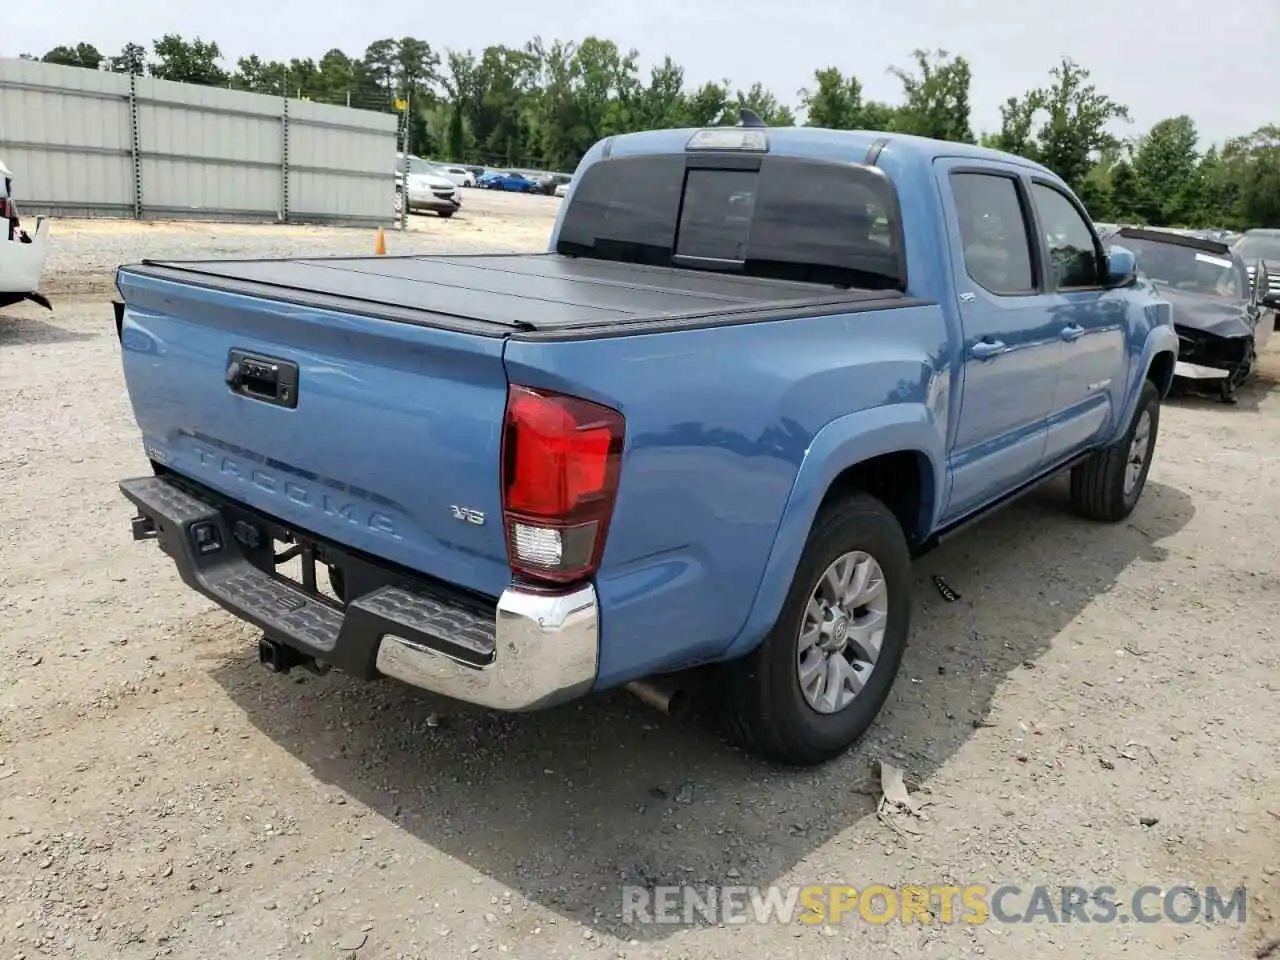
[
  {"xmin": 210, "ymin": 478, "xmax": 1194, "ymax": 942},
  {"xmin": 0, "ymin": 312, "xmax": 96, "ymax": 347}
]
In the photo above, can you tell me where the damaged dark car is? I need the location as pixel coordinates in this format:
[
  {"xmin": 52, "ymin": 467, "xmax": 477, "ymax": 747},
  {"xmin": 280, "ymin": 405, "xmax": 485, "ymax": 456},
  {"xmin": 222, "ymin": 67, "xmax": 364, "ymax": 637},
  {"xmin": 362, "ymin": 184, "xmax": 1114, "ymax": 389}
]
[{"xmin": 1099, "ymin": 226, "xmax": 1272, "ymax": 403}]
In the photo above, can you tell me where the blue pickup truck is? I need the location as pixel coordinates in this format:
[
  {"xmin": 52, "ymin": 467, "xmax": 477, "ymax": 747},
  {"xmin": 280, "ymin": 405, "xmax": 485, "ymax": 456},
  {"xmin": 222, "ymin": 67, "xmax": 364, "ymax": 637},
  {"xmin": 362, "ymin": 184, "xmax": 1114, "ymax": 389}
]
[{"xmin": 113, "ymin": 125, "xmax": 1178, "ymax": 765}]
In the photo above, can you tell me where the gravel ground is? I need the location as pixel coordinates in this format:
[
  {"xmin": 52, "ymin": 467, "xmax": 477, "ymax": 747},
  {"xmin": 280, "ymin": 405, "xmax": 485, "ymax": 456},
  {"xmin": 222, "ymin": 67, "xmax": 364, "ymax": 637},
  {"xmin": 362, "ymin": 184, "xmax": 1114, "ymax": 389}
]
[
  {"xmin": 2, "ymin": 198, "xmax": 1279, "ymax": 960},
  {"xmin": 38, "ymin": 189, "xmax": 563, "ymax": 298}
]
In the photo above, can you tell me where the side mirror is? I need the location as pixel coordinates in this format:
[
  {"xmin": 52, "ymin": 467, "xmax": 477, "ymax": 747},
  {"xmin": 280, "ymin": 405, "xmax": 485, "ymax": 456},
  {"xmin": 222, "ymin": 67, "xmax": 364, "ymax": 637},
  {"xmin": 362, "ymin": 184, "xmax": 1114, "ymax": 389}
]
[
  {"xmin": 1254, "ymin": 260, "xmax": 1271, "ymax": 304},
  {"xmin": 1105, "ymin": 244, "xmax": 1138, "ymax": 287}
]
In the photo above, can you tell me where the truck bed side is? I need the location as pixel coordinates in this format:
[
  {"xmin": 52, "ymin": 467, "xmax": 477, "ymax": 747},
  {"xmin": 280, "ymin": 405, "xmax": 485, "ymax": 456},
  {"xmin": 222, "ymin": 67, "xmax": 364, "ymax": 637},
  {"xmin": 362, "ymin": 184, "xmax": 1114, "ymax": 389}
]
[{"xmin": 504, "ymin": 300, "xmax": 951, "ymax": 686}]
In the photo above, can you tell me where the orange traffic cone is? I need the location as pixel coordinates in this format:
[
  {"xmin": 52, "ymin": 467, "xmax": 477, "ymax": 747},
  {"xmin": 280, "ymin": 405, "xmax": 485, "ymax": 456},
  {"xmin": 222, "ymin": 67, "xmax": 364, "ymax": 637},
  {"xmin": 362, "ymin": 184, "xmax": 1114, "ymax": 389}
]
[{"xmin": 374, "ymin": 225, "xmax": 387, "ymax": 256}]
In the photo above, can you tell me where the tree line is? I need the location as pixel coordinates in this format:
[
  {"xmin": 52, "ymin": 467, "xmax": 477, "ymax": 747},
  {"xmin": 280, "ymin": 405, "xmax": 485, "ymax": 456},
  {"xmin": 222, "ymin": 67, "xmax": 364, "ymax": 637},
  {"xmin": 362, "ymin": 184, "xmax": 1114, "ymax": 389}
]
[{"xmin": 27, "ymin": 36, "xmax": 1280, "ymax": 230}]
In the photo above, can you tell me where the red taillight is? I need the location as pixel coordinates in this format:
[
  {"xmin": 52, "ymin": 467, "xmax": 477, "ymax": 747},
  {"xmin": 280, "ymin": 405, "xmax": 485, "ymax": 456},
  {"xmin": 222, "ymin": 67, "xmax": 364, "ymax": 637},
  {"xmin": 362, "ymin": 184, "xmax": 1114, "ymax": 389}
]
[{"xmin": 501, "ymin": 384, "xmax": 625, "ymax": 585}]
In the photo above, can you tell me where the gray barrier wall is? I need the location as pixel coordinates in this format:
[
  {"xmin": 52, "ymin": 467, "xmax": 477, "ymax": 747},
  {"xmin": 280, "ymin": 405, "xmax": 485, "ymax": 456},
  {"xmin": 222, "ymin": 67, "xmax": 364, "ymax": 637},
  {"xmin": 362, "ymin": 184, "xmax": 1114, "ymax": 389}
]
[{"xmin": 0, "ymin": 58, "xmax": 399, "ymax": 226}]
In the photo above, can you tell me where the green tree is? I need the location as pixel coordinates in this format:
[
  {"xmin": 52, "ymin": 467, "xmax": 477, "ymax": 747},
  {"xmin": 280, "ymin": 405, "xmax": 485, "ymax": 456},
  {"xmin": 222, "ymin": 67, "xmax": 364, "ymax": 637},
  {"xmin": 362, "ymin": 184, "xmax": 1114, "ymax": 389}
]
[
  {"xmin": 313, "ymin": 49, "xmax": 359, "ymax": 105},
  {"xmin": 889, "ymin": 49, "xmax": 974, "ymax": 143},
  {"xmin": 150, "ymin": 35, "xmax": 228, "ymax": 86},
  {"xmin": 441, "ymin": 50, "xmax": 477, "ymax": 160},
  {"xmin": 1195, "ymin": 146, "xmax": 1242, "ymax": 227},
  {"xmin": 474, "ymin": 43, "xmax": 540, "ymax": 165},
  {"xmin": 232, "ymin": 55, "xmax": 287, "ymax": 94},
  {"xmin": 1030, "ymin": 58, "xmax": 1130, "ymax": 191},
  {"xmin": 986, "ymin": 93, "xmax": 1041, "ymax": 157},
  {"xmin": 800, "ymin": 67, "xmax": 864, "ymax": 129},
  {"xmin": 1077, "ymin": 163, "xmax": 1114, "ymax": 221},
  {"xmin": 635, "ymin": 57, "xmax": 689, "ymax": 129},
  {"xmin": 1131, "ymin": 116, "xmax": 1200, "ymax": 225},
  {"xmin": 731, "ymin": 82, "xmax": 794, "ymax": 126},
  {"xmin": 108, "ymin": 43, "xmax": 148, "ymax": 76},
  {"xmin": 861, "ymin": 101, "xmax": 900, "ymax": 132},
  {"xmin": 1108, "ymin": 160, "xmax": 1145, "ymax": 223},
  {"xmin": 986, "ymin": 59, "xmax": 1129, "ymax": 193},
  {"xmin": 685, "ymin": 81, "xmax": 731, "ymax": 127},
  {"xmin": 41, "ymin": 43, "xmax": 104, "ymax": 70},
  {"xmin": 1225, "ymin": 125, "xmax": 1280, "ymax": 228}
]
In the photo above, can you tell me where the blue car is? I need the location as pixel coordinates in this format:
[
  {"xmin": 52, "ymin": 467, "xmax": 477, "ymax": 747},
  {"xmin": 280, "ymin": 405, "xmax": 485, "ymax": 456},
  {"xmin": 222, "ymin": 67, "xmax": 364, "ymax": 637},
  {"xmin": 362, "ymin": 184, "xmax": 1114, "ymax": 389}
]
[{"xmin": 484, "ymin": 171, "xmax": 539, "ymax": 193}]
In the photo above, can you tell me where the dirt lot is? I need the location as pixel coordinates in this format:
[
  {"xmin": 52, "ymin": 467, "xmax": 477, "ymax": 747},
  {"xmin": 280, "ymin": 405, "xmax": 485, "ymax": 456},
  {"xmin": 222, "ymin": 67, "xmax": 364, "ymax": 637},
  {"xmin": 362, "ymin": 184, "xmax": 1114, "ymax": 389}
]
[{"xmin": 2, "ymin": 193, "xmax": 1278, "ymax": 960}]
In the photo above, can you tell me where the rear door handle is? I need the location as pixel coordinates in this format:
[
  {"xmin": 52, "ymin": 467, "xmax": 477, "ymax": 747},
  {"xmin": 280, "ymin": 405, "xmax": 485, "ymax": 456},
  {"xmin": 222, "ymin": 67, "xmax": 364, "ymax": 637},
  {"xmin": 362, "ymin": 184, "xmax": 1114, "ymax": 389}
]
[
  {"xmin": 971, "ymin": 340, "xmax": 1007, "ymax": 360},
  {"xmin": 1060, "ymin": 324, "xmax": 1085, "ymax": 342}
]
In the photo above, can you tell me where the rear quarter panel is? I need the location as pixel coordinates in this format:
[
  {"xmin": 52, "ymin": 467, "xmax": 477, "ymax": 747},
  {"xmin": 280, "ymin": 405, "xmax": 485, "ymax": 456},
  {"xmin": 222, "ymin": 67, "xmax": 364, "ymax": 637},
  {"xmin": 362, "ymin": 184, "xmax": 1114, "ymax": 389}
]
[{"xmin": 504, "ymin": 303, "xmax": 950, "ymax": 687}]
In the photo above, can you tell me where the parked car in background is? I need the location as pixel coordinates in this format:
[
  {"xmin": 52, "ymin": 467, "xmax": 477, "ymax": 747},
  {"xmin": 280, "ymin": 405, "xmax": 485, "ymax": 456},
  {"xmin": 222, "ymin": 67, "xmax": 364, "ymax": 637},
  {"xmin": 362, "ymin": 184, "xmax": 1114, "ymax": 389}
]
[
  {"xmin": 554, "ymin": 180, "xmax": 571, "ymax": 198},
  {"xmin": 394, "ymin": 154, "xmax": 462, "ymax": 218},
  {"xmin": 432, "ymin": 163, "xmax": 476, "ymax": 188},
  {"xmin": 1100, "ymin": 225, "xmax": 1271, "ymax": 403},
  {"xmin": 535, "ymin": 172, "xmax": 572, "ymax": 196},
  {"xmin": 1232, "ymin": 228, "xmax": 1280, "ymax": 325},
  {"xmin": 112, "ymin": 125, "xmax": 1177, "ymax": 766},
  {"xmin": 483, "ymin": 171, "xmax": 541, "ymax": 193}
]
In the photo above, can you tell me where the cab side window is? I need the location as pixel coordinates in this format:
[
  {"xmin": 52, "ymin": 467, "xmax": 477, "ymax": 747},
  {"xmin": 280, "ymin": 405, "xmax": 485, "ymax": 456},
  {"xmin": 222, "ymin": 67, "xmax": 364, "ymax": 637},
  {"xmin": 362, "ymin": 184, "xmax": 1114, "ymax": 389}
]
[
  {"xmin": 950, "ymin": 173, "xmax": 1035, "ymax": 296},
  {"xmin": 1030, "ymin": 183, "xmax": 1102, "ymax": 289}
]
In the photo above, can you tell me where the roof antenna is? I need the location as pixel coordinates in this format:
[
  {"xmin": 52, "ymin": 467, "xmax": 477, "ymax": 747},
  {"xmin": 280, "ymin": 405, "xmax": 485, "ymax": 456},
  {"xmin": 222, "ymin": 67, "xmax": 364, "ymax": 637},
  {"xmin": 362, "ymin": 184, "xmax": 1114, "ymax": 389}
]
[{"xmin": 737, "ymin": 108, "xmax": 766, "ymax": 128}]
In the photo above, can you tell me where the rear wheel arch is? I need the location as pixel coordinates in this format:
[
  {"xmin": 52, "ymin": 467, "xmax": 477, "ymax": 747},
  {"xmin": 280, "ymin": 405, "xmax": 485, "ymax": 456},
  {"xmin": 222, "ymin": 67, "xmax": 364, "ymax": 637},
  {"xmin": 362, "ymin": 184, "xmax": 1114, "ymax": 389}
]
[
  {"xmin": 725, "ymin": 412, "xmax": 944, "ymax": 663},
  {"xmin": 818, "ymin": 449, "xmax": 936, "ymax": 549}
]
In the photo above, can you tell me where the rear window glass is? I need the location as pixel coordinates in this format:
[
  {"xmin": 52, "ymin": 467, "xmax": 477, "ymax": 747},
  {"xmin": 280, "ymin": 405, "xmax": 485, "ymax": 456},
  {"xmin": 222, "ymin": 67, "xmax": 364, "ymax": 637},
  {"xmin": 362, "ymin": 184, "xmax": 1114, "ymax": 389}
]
[
  {"xmin": 678, "ymin": 169, "xmax": 756, "ymax": 261},
  {"xmin": 556, "ymin": 153, "xmax": 905, "ymax": 290}
]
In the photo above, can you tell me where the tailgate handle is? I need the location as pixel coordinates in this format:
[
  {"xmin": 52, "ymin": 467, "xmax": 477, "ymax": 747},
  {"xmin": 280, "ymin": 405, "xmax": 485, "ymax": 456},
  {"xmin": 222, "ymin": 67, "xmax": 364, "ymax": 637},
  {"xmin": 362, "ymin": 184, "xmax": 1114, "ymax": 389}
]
[{"xmin": 226, "ymin": 349, "xmax": 299, "ymax": 409}]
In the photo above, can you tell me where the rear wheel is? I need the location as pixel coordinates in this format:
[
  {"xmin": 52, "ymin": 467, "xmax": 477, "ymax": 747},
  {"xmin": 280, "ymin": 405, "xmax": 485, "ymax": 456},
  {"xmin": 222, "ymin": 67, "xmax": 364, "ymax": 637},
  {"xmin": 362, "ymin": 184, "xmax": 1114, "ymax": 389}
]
[
  {"xmin": 717, "ymin": 494, "xmax": 913, "ymax": 766},
  {"xmin": 1069, "ymin": 378, "xmax": 1160, "ymax": 521}
]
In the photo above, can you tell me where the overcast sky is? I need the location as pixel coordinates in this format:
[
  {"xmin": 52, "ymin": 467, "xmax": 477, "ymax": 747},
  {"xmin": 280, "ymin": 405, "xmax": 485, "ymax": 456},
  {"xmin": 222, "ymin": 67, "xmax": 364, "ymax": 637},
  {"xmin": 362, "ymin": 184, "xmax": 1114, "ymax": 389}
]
[{"xmin": 8, "ymin": 0, "xmax": 1278, "ymax": 145}]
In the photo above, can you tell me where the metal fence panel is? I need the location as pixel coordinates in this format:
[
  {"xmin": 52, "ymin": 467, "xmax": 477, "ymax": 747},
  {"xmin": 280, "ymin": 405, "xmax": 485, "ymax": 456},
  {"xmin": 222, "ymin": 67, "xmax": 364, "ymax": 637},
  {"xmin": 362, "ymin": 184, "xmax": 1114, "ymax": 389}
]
[
  {"xmin": 134, "ymin": 75, "xmax": 285, "ymax": 220},
  {"xmin": 0, "ymin": 58, "xmax": 398, "ymax": 226},
  {"xmin": 287, "ymin": 98, "xmax": 398, "ymax": 223},
  {"xmin": 0, "ymin": 59, "xmax": 133, "ymax": 217}
]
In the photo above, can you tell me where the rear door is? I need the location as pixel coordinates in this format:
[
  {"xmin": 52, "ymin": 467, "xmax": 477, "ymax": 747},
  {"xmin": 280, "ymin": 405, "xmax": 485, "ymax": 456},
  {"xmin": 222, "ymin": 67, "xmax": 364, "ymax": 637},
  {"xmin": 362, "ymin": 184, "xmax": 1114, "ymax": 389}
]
[
  {"xmin": 1026, "ymin": 180, "xmax": 1127, "ymax": 461},
  {"xmin": 934, "ymin": 160, "xmax": 1061, "ymax": 520}
]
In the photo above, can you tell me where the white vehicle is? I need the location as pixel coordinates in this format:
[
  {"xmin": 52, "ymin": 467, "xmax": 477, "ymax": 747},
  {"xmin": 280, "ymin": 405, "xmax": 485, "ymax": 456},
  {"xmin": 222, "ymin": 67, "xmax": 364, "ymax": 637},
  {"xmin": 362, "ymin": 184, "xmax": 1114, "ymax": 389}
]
[
  {"xmin": 434, "ymin": 163, "xmax": 476, "ymax": 188},
  {"xmin": 554, "ymin": 181, "xmax": 571, "ymax": 198},
  {"xmin": 0, "ymin": 158, "xmax": 51, "ymax": 310},
  {"xmin": 394, "ymin": 154, "xmax": 462, "ymax": 218}
]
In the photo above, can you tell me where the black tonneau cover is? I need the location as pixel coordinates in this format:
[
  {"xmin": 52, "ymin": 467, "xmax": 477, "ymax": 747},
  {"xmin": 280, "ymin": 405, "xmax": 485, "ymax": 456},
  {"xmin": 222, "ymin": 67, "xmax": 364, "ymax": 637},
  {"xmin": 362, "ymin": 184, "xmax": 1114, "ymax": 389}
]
[{"xmin": 121, "ymin": 253, "xmax": 913, "ymax": 340}]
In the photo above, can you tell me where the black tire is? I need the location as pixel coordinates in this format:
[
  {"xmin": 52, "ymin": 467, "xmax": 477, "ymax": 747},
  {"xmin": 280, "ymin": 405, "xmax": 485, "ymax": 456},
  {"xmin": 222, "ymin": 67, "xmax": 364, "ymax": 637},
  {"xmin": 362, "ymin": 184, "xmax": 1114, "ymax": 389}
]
[
  {"xmin": 1069, "ymin": 378, "xmax": 1160, "ymax": 522},
  {"xmin": 716, "ymin": 493, "xmax": 913, "ymax": 766},
  {"xmin": 437, "ymin": 209, "xmax": 455, "ymax": 218}
]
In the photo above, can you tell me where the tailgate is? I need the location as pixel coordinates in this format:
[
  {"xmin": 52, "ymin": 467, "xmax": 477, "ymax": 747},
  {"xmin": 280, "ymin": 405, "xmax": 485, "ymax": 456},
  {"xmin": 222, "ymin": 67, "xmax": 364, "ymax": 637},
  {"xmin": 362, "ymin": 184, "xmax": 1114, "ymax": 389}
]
[{"xmin": 115, "ymin": 268, "xmax": 512, "ymax": 599}]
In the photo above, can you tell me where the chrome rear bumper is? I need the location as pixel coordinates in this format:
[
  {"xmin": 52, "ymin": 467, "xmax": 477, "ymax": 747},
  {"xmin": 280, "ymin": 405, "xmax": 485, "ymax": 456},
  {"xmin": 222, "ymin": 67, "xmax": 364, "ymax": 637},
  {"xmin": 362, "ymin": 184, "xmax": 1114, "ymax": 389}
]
[
  {"xmin": 120, "ymin": 473, "xmax": 599, "ymax": 712},
  {"xmin": 375, "ymin": 584, "xmax": 599, "ymax": 710}
]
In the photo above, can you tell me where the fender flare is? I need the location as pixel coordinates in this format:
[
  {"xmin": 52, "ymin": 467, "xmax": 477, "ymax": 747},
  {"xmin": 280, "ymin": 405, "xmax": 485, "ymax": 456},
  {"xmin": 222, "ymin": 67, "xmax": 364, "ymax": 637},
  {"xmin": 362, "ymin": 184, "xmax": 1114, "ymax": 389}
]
[
  {"xmin": 1109, "ymin": 325, "xmax": 1179, "ymax": 445},
  {"xmin": 721, "ymin": 403, "xmax": 945, "ymax": 661}
]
